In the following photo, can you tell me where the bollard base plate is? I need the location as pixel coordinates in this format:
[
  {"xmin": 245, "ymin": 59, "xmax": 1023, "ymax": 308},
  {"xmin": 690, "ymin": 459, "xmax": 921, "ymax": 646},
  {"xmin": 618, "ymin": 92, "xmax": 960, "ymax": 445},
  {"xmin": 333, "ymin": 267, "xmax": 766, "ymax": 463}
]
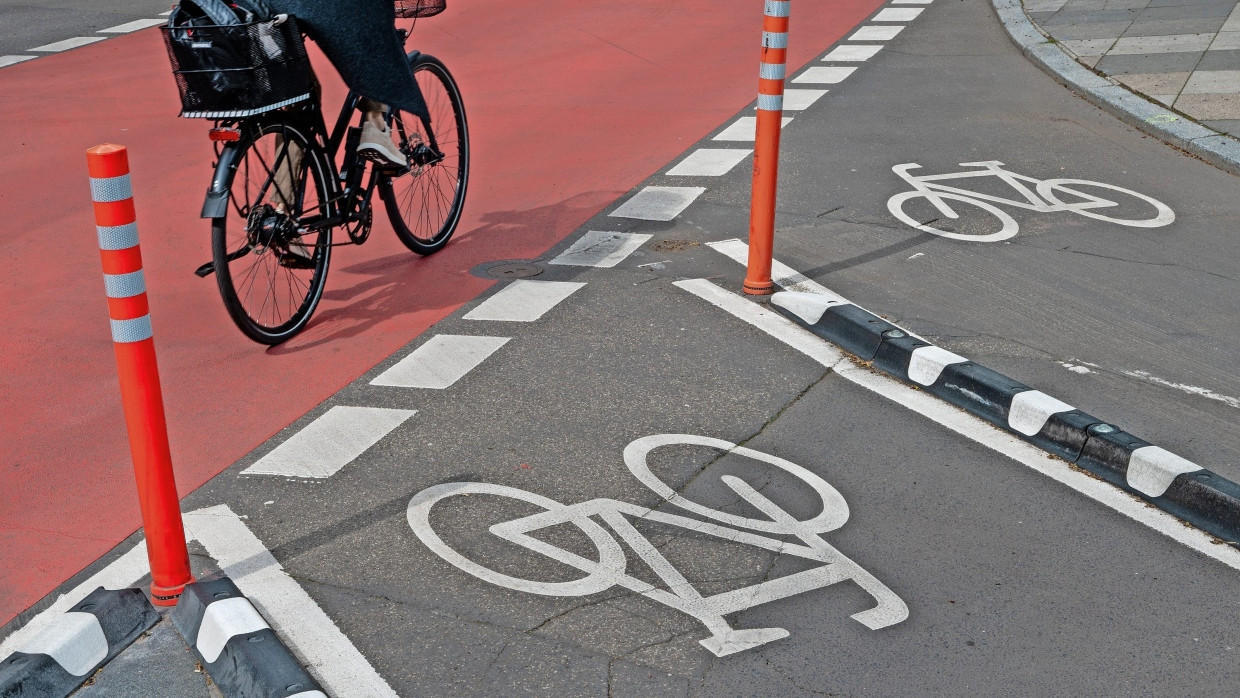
[
  {"xmin": 743, "ymin": 280, "xmax": 775, "ymax": 296},
  {"xmin": 150, "ymin": 577, "xmax": 194, "ymax": 606}
]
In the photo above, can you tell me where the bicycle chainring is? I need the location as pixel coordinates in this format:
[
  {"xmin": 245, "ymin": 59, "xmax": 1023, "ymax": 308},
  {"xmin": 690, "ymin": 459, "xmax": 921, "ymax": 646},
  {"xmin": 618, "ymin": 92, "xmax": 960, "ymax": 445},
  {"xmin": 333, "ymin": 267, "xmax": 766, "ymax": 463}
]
[{"xmin": 346, "ymin": 203, "xmax": 373, "ymax": 244}]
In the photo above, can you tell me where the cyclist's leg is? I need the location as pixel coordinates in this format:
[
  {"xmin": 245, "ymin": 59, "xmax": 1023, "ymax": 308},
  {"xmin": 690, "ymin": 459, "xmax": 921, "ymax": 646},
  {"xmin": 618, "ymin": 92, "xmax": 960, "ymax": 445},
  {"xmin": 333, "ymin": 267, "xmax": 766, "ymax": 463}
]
[{"xmin": 357, "ymin": 97, "xmax": 407, "ymax": 167}]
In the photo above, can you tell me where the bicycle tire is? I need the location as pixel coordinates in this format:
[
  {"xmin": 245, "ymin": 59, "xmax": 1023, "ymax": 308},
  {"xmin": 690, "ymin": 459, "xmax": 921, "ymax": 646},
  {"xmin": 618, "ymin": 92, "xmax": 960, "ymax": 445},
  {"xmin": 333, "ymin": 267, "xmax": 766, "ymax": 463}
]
[
  {"xmin": 622, "ymin": 434, "xmax": 851, "ymax": 536},
  {"xmin": 211, "ymin": 119, "xmax": 332, "ymax": 345},
  {"xmin": 407, "ymin": 482, "xmax": 625, "ymax": 597},
  {"xmin": 887, "ymin": 190, "xmax": 1018, "ymax": 242},
  {"xmin": 1035, "ymin": 178, "xmax": 1175, "ymax": 227},
  {"xmin": 380, "ymin": 53, "xmax": 470, "ymax": 255}
]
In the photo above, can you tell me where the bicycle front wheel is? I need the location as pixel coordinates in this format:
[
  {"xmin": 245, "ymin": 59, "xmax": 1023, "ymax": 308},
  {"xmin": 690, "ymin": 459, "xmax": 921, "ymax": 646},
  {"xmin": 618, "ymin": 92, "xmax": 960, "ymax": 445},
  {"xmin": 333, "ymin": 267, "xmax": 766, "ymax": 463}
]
[
  {"xmin": 380, "ymin": 53, "xmax": 470, "ymax": 255},
  {"xmin": 212, "ymin": 120, "xmax": 332, "ymax": 345}
]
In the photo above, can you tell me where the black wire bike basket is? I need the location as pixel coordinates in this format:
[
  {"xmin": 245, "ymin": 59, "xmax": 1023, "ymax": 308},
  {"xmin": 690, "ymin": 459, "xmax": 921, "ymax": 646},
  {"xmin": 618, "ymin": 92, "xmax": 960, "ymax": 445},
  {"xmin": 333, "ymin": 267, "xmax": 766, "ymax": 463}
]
[
  {"xmin": 161, "ymin": 15, "xmax": 315, "ymax": 119},
  {"xmin": 394, "ymin": 0, "xmax": 447, "ymax": 19}
]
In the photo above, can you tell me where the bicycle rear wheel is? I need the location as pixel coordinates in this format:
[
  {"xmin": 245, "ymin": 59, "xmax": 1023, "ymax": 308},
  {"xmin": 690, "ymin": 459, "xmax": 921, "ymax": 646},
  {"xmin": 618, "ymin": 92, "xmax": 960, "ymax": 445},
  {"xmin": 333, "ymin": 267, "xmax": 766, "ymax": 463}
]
[
  {"xmin": 380, "ymin": 53, "xmax": 469, "ymax": 255},
  {"xmin": 212, "ymin": 120, "xmax": 332, "ymax": 345}
]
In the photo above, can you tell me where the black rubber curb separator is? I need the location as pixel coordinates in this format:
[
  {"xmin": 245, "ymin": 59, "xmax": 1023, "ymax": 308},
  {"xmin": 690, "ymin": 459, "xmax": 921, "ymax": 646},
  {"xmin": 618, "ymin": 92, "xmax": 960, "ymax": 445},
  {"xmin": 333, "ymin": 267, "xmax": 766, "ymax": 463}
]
[
  {"xmin": 172, "ymin": 576, "xmax": 325, "ymax": 698},
  {"xmin": 0, "ymin": 587, "xmax": 159, "ymax": 698},
  {"xmin": 771, "ymin": 291, "xmax": 1240, "ymax": 544}
]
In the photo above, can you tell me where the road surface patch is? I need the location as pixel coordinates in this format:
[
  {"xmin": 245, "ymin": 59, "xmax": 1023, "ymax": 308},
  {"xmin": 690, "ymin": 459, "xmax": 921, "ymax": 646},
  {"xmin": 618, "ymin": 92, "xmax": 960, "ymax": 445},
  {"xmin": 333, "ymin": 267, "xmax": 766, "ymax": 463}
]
[{"xmin": 241, "ymin": 406, "xmax": 416, "ymax": 479}]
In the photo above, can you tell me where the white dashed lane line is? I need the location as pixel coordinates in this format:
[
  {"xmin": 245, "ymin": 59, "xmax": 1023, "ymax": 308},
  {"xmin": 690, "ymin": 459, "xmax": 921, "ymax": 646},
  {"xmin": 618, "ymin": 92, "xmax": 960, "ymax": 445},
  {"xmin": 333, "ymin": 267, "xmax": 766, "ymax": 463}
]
[
  {"xmin": 782, "ymin": 88, "xmax": 828, "ymax": 110},
  {"xmin": 851, "ymin": 25, "xmax": 905, "ymax": 40},
  {"xmin": 609, "ymin": 186, "xmax": 707, "ymax": 221},
  {"xmin": 0, "ymin": 56, "xmax": 37, "ymax": 68},
  {"xmin": 667, "ymin": 149, "xmax": 753, "ymax": 176},
  {"xmin": 371, "ymin": 334, "xmax": 512, "ymax": 389},
  {"xmin": 793, "ymin": 66, "xmax": 857, "ymax": 84},
  {"xmin": 823, "ymin": 44, "xmax": 884, "ymax": 61},
  {"xmin": 3, "ymin": 12, "xmax": 172, "ymax": 69},
  {"xmin": 463, "ymin": 280, "xmax": 586, "ymax": 322},
  {"xmin": 241, "ymin": 406, "xmax": 416, "ymax": 479},
  {"xmin": 99, "ymin": 18, "xmax": 169, "ymax": 33},
  {"xmin": 873, "ymin": 7, "xmax": 925, "ymax": 21},
  {"xmin": 713, "ymin": 116, "xmax": 794, "ymax": 141},
  {"xmin": 30, "ymin": 37, "xmax": 107, "ymax": 52},
  {"xmin": 549, "ymin": 231, "xmax": 653, "ymax": 267}
]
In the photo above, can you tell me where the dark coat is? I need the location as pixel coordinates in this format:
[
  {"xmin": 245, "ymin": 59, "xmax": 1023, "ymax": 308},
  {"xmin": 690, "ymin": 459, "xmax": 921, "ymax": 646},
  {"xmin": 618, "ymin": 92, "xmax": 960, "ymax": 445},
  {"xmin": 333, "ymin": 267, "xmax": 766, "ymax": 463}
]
[{"xmin": 267, "ymin": 0, "xmax": 429, "ymax": 120}]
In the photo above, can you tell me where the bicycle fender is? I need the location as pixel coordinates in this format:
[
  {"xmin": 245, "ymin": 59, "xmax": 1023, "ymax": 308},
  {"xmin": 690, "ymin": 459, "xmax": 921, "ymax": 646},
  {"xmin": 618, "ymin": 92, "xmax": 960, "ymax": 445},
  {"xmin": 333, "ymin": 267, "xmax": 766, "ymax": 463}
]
[{"xmin": 200, "ymin": 143, "xmax": 246, "ymax": 218}]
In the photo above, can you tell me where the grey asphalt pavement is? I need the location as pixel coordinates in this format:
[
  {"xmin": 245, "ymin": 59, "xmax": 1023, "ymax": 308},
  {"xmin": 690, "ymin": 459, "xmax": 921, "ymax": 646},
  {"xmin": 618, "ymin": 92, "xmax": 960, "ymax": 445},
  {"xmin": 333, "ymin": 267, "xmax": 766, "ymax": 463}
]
[
  {"xmin": 11, "ymin": 0, "xmax": 1240, "ymax": 695},
  {"xmin": 0, "ymin": 0, "xmax": 172, "ymax": 57}
]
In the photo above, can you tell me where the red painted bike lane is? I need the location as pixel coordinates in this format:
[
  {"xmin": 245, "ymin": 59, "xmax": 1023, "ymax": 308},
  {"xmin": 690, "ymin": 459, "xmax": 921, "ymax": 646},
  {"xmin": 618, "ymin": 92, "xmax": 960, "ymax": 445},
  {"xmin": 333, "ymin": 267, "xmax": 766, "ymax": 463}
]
[{"xmin": 0, "ymin": 0, "xmax": 883, "ymax": 626}]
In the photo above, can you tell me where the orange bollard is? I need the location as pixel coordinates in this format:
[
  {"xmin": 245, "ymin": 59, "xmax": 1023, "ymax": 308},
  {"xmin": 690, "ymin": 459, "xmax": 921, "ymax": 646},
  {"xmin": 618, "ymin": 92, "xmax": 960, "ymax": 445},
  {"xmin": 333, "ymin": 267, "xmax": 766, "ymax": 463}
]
[
  {"xmin": 87, "ymin": 144, "xmax": 193, "ymax": 605},
  {"xmin": 744, "ymin": 0, "xmax": 791, "ymax": 296}
]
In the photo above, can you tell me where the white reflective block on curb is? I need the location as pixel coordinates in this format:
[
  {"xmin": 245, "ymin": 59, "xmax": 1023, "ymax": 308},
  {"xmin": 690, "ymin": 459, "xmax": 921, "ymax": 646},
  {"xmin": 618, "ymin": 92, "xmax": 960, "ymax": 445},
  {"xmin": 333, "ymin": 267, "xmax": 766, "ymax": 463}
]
[
  {"xmin": 1127, "ymin": 446, "xmax": 1202, "ymax": 498},
  {"xmin": 793, "ymin": 66, "xmax": 857, "ymax": 84},
  {"xmin": 823, "ymin": 45, "xmax": 883, "ymax": 61},
  {"xmin": 713, "ymin": 116, "xmax": 794, "ymax": 141},
  {"xmin": 1007, "ymin": 391, "xmax": 1074, "ymax": 436},
  {"xmin": 609, "ymin": 187, "xmax": 705, "ymax": 221},
  {"xmin": 873, "ymin": 8, "xmax": 924, "ymax": 21},
  {"xmin": 549, "ymin": 231, "xmax": 652, "ymax": 267},
  {"xmin": 20, "ymin": 611, "xmax": 108, "ymax": 676},
  {"xmin": 288, "ymin": 692, "xmax": 329, "ymax": 698},
  {"xmin": 771, "ymin": 291, "xmax": 850, "ymax": 325},
  {"xmin": 372, "ymin": 335, "xmax": 510, "ymax": 389},
  {"xmin": 907, "ymin": 346, "xmax": 968, "ymax": 387},
  {"xmin": 464, "ymin": 280, "xmax": 585, "ymax": 322},
  {"xmin": 243, "ymin": 406, "xmax": 415, "ymax": 478},
  {"xmin": 667, "ymin": 149, "xmax": 753, "ymax": 176},
  {"xmin": 197, "ymin": 597, "xmax": 270, "ymax": 664}
]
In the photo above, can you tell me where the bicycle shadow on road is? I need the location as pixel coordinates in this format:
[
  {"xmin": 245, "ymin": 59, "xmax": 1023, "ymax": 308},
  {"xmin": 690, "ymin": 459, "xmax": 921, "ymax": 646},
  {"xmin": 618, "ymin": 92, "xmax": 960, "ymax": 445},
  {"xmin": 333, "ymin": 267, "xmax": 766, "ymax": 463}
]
[{"xmin": 264, "ymin": 191, "xmax": 621, "ymax": 354}]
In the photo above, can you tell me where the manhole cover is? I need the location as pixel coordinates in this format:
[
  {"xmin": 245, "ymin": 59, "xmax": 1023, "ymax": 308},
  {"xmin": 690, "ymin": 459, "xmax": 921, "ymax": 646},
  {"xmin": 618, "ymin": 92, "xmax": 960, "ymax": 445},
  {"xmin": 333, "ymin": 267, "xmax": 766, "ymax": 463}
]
[{"xmin": 472, "ymin": 260, "xmax": 544, "ymax": 279}]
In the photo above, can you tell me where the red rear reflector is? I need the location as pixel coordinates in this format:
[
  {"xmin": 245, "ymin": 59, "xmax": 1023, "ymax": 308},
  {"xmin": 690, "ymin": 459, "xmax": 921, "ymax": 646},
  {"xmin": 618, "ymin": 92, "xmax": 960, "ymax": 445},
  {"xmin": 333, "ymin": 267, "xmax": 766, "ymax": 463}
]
[{"xmin": 209, "ymin": 128, "xmax": 241, "ymax": 142}]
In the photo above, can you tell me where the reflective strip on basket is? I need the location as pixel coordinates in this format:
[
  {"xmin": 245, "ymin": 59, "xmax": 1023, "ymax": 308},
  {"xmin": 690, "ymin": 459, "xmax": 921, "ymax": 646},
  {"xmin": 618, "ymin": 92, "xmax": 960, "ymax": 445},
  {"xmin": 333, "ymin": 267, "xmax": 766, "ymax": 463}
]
[
  {"xmin": 111, "ymin": 315, "xmax": 154, "ymax": 343},
  {"xmin": 89, "ymin": 174, "xmax": 133, "ymax": 203},
  {"xmin": 104, "ymin": 270, "xmax": 147, "ymax": 299},
  {"xmin": 181, "ymin": 93, "xmax": 312, "ymax": 119},
  {"xmin": 765, "ymin": 0, "xmax": 791, "ymax": 17},
  {"xmin": 762, "ymin": 32, "xmax": 789, "ymax": 49},
  {"xmin": 760, "ymin": 62, "xmax": 786, "ymax": 80},
  {"xmin": 757, "ymin": 94, "xmax": 784, "ymax": 111},
  {"xmin": 96, "ymin": 222, "xmax": 141, "ymax": 251}
]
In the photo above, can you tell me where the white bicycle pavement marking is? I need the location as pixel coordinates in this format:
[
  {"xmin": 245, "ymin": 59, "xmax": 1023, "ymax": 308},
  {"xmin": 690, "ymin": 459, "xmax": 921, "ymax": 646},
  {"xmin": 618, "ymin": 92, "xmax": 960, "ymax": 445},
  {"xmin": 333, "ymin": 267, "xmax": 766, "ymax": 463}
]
[
  {"xmin": 887, "ymin": 161, "xmax": 1175, "ymax": 241},
  {"xmin": 407, "ymin": 434, "xmax": 908, "ymax": 658}
]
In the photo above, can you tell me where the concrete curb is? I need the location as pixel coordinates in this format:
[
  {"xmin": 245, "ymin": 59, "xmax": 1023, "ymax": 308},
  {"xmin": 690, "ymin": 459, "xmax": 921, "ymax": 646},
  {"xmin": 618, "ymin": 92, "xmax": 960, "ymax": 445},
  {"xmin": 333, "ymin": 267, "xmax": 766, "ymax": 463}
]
[
  {"xmin": 0, "ymin": 587, "xmax": 159, "ymax": 698},
  {"xmin": 772, "ymin": 291, "xmax": 1240, "ymax": 545},
  {"xmin": 172, "ymin": 576, "xmax": 325, "ymax": 698},
  {"xmin": 991, "ymin": 0, "xmax": 1240, "ymax": 177}
]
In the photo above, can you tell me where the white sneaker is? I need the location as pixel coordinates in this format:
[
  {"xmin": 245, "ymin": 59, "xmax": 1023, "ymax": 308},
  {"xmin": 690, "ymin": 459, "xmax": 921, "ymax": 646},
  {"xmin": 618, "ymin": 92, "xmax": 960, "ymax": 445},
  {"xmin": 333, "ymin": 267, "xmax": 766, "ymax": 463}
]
[{"xmin": 358, "ymin": 120, "xmax": 407, "ymax": 168}]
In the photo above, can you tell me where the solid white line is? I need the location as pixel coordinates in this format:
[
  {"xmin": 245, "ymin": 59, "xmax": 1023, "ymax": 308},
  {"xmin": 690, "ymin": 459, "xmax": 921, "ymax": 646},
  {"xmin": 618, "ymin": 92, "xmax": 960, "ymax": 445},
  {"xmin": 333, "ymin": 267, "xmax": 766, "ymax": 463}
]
[
  {"xmin": 674, "ymin": 278, "xmax": 1240, "ymax": 573},
  {"xmin": 781, "ymin": 89, "xmax": 828, "ymax": 110},
  {"xmin": 873, "ymin": 8, "xmax": 924, "ymax": 21},
  {"xmin": 371, "ymin": 335, "xmax": 510, "ymax": 389},
  {"xmin": 99, "ymin": 18, "xmax": 167, "ymax": 33},
  {"xmin": 0, "ymin": 55, "xmax": 38, "ymax": 68},
  {"xmin": 705, "ymin": 239, "xmax": 831, "ymax": 295},
  {"xmin": 713, "ymin": 116, "xmax": 794, "ymax": 141},
  {"xmin": 608, "ymin": 187, "xmax": 706, "ymax": 221},
  {"xmin": 851, "ymin": 25, "xmax": 905, "ymax": 41},
  {"xmin": 1127, "ymin": 447, "xmax": 1202, "ymax": 498},
  {"xmin": 242, "ymin": 406, "xmax": 415, "ymax": 479},
  {"xmin": 184, "ymin": 506, "xmax": 399, "ymax": 697},
  {"xmin": 823, "ymin": 45, "xmax": 884, "ymax": 61},
  {"xmin": 464, "ymin": 280, "xmax": 585, "ymax": 322},
  {"xmin": 29, "ymin": 37, "xmax": 106, "ymax": 52},
  {"xmin": 667, "ymin": 149, "xmax": 753, "ymax": 176},
  {"xmin": 793, "ymin": 66, "xmax": 857, "ymax": 84},
  {"xmin": 549, "ymin": 231, "xmax": 652, "ymax": 268}
]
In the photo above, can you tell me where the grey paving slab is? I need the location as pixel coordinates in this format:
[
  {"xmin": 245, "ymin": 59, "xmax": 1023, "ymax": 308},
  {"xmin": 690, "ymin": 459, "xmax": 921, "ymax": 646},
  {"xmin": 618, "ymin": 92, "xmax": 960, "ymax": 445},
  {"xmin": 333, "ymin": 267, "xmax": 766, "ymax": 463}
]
[
  {"xmin": 1212, "ymin": 29, "xmax": 1240, "ymax": 47},
  {"xmin": 1175, "ymin": 91, "xmax": 1240, "ymax": 115},
  {"xmin": 1109, "ymin": 31, "xmax": 1216, "ymax": 52},
  {"xmin": 1138, "ymin": 2, "xmax": 1236, "ymax": 18},
  {"xmin": 1182, "ymin": 68, "xmax": 1240, "ymax": 91},
  {"xmin": 1115, "ymin": 70, "xmax": 1194, "ymax": 92},
  {"xmin": 1045, "ymin": 9, "xmax": 1146, "ymax": 23},
  {"xmin": 1203, "ymin": 116, "xmax": 1240, "ymax": 130},
  {"xmin": 1196, "ymin": 46, "xmax": 1240, "ymax": 66},
  {"xmin": 1044, "ymin": 20, "xmax": 1133, "ymax": 38},
  {"xmin": 1123, "ymin": 17, "xmax": 1228, "ymax": 33}
]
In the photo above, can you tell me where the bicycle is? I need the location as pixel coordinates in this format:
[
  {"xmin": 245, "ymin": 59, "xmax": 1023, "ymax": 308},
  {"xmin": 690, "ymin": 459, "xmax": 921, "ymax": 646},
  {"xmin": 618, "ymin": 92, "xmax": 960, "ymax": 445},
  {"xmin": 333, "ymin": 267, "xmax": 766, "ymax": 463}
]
[
  {"xmin": 887, "ymin": 161, "xmax": 1174, "ymax": 242},
  {"xmin": 171, "ymin": 3, "xmax": 469, "ymax": 344},
  {"xmin": 407, "ymin": 434, "xmax": 908, "ymax": 657}
]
